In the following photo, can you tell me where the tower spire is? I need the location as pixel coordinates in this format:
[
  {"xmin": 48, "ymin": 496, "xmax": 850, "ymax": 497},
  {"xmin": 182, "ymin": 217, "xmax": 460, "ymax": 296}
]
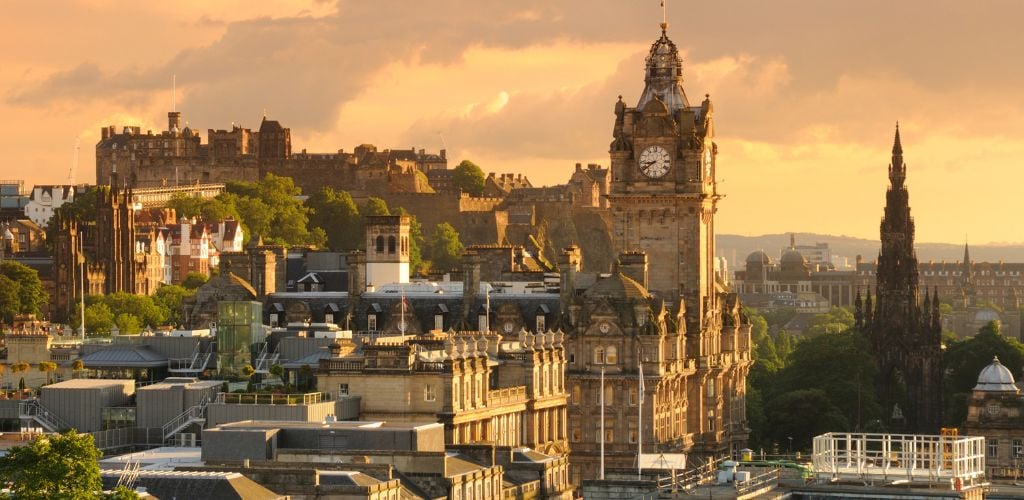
[
  {"xmin": 889, "ymin": 122, "xmax": 905, "ymax": 188},
  {"xmin": 660, "ymin": 0, "xmax": 668, "ymax": 31}
]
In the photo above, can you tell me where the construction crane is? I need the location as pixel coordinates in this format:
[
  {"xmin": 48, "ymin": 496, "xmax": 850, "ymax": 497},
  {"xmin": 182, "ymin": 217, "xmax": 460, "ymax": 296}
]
[{"xmin": 68, "ymin": 138, "xmax": 80, "ymax": 184}]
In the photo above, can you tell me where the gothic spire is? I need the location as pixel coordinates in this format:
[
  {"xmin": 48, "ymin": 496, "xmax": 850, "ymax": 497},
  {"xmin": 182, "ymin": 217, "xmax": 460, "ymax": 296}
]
[{"xmin": 889, "ymin": 123, "xmax": 906, "ymax": 189}]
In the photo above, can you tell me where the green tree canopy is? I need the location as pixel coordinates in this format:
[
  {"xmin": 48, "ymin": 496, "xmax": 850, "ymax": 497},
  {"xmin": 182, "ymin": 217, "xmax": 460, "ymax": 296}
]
[
  {"xmin": 804, "ymin": 307, "xmax": 855, "ymax": 337},
  {"xmin": 0, "ymin": 261, "xmax": 47, "ymax": 319},
  {"xmin": 181, "ymin": 272, "xmax": 209, "ymax": 290},
  {"xmin": 943, "ymin": 320, "xmax": 1024, "ymax": 425},
  {"xmin": 427, "ymin": 222, "xmax": 464, "ymax": 271},
  {"xmin": 164, "ymin": 174, "xmax": 324, "ymax": 247},
  {"xmin": 360, "ymin": 197, "xmax": 391, "ymax": 217},
  {"xmin": 154, "ymin": 284, "xmax": 194, "ymax": 327},
  {"xmin": 307, "ymin": 187, "xmax": 362, "ymax": 251},
  {"xmin": 0, "ymin": 274, "xmax": 21, "ymax": 325},
  {"xmin": 452, "ymin": 160, "xmax": 486, "ymax": 196},
  {"xmin": 0, "ymin": 430, "xmax": 103, "ymax": 499},
  {"xmin": 763, "ymin": 389, "xmax": 850, "ymax": 452}
]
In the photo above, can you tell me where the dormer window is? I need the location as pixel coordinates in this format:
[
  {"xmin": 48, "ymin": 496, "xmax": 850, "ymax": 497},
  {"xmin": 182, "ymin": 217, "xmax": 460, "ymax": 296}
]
[
  {"xmin": 535, "ymin": 315, "xmax": 546, "ymax": 333},
  {"xmin": 367, "ymin": 314, "xmax": 377, "ymax": 331}
]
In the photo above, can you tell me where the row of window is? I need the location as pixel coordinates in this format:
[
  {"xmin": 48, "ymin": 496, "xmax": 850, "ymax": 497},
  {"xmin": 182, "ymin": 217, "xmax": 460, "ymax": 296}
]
[
  {"xmin": 987, "ymin": 438, "xmax": 1024, "ymax": 458},
  {"xmin": 273, "ymin": 312, "xmax": 547, "ymax": 334}
]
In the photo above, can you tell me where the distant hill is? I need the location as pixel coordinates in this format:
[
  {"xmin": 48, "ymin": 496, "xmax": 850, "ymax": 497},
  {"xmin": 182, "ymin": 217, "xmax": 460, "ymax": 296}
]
[{"xmin": 717, "ymin": 233, "xmax": 1024, "ymax": 269}]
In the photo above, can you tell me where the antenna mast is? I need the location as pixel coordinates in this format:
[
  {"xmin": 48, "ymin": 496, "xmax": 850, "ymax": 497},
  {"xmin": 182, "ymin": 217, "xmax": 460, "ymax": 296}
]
[{"xmin": 172, "ymin": 74, "xmax": 176, "ymax": 112}]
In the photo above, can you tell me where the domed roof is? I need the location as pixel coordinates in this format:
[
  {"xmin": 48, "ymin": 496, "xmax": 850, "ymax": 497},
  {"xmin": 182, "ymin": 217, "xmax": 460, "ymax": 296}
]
[
  {"xmin": 974, "ymin": 356, "xmax": 1019, "ymax": 392},
  {"xmin": 636, "ymin": 26, "xmax": 689, "ymax": 113},
  {"xmin": 746, "ymin": 250, "xmax": 771, "ymax": 265},
  {"xmin": 584, "ymin": 273, "xmax": 650, "ymax": 301},
  {"xmin": 780, "ymin": 249, "xmax": 807, "ymax": 265}
]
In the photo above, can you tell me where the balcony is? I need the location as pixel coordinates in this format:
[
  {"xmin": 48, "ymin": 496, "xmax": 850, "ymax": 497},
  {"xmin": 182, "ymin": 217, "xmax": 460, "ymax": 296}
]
[{"xmin": 488, "ymin": 386, "xmax": 527, "ymax": 406}]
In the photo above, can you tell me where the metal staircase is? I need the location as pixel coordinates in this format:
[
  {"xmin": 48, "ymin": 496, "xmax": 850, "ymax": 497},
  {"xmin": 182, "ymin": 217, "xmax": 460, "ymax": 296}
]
[
  {"xmin": 253, "ymin": 342, "xmax": 280, "ymax": 374},
  {"xmin": 168, "ymin": 341, "xmax": 215, "ymax": 374},
  {"xmin": 162, "ymin": 397, "xmax": 209, "ymax": 443},
  {"xmin": 19, "ymin": 399, "xmax": 72, "ymax": 432}
]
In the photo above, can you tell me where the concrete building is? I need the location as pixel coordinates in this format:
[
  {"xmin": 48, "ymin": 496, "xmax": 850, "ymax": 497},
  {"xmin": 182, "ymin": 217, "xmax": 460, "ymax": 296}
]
[{"xmin": 34, "ymin": 379, "xmax": 134, "ymax": 433}]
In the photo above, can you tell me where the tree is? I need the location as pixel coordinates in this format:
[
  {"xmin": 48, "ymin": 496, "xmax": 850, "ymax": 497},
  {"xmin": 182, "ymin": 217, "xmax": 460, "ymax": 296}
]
[
  {"xmin": 427, "ymin": 222, "xmax": 464, "ymax": 271},
  {"xmin": 181, "ymin": 272, "xmax": 209, "ymax": 290},
  {"xmin": 167, "ymin": 193, "xmax": 206, "ymax": 219},
  {"xmin": 154, "ymin": 284, "xmax": 194, "ymax": 327},
  {"xmin": 37, "ymin": 362, "xmax": 58, "ymax": 385},
  {"xmin": 764, "ymin": 389, "xmax": 850, "ymax": 451},
  {"xmin": 360, "ymin": 197, "xmax": 390, "ymax": 217},
  {"xmin": 114, "ymin": 313, "xmax": 142, "ymax": 335},
  {"xmin": 804, "ymin": 307, "xmax": 855, "ymax": 337},
  {"xmin": 0, "ymin": 261, "xmax": 47, "ymax": 318},
  {"xmin": 774, "ymin": 330, "xmax": 881, "ymax": 432},
  {"xmin": 72, "ymin": 359, "xmax": 84, "ymax": 378},
  {"xmin": 943, "ymin": 320, "xmax": 1024, "ymax": 425},
  {"xmin": 306, "ymin": 187, "xmax": 362, "ymax": 251},
  {"xmin": 0, "ymin": 430, "xmax": 103, "ymax": 499},
  {"xmin": 0, "ymin": 274, "xmax": 21, "ymax": 325},
  {"xmin": 452, "ymin": 160, "xmax": 486, "ymax": 196},
  {"xmin": 79, "ymin": 302, "xmax": 115, "ymax": 336}
]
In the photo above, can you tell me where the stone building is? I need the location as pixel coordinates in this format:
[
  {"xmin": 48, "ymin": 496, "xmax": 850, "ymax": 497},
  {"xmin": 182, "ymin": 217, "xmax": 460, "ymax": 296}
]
[
  {"xmin": 25, "ymin": 184, "xmax": 76, "ymax": 227},
  {"xmin": 964, "ymin": 356, "xmax": 1024, "ymax": 480},
  {"xmin": 855, "ymin": 126, "xmax": 943, "ymax": 434},
  {"xmin": 317, "ymin": 329, "xmax": 569, "ymax": 458},
  {"xmin": 52, "ymin": 182, "xmax": 152, "ymax": 322}
]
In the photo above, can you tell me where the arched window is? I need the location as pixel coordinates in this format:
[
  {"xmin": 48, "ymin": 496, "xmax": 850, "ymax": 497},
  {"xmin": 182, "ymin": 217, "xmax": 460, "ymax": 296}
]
[
  {"xmin": 388, "ymin": 236, "xmax": 397, "ymax": 254},
  {"xmin": 606, "ymin": 346, "xmax": 618, "ymax": 364},
  {"xmin": 375, "ymin": 235, "xmax": 385, "ymax": 253},
  {"xmin": 593, "ymin": 346, "xmax": 605, "ymax": 364}
]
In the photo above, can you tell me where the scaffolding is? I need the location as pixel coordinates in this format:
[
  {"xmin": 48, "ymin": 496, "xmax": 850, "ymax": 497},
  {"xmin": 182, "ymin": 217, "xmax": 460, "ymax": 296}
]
[{"xmin": 812, "ymin": 432, "xmax": 985, "ymax": 490}]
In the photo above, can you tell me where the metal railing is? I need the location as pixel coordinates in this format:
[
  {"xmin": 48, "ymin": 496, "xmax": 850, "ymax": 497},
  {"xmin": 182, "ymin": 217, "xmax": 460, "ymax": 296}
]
[
  {"xmin": 735, "ymin": 468, "xmax": 781, "ymax": 495},
  {"xmin": 19, "ymin": 399, "xmax": 72, "ymax": 432},
  {"xmin": 253, "ymin": 343, "xmax": 280, "ymax": 374},
  {"xmin": 162, "ymin": 397, "xmax": 209, "ymax": 441},
  {"xmin": 215, "ymin": 391, "xmax": 326, "ymax": 405},
  {"xmin": 168, "ymin": 341, "xmax": 215, "ymax": 374}
]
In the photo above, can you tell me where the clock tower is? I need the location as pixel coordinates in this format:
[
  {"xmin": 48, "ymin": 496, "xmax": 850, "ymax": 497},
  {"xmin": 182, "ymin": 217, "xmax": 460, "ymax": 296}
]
[{"xmin": 608, "ymin": 22, "xmax": 719, "ymax": 329}]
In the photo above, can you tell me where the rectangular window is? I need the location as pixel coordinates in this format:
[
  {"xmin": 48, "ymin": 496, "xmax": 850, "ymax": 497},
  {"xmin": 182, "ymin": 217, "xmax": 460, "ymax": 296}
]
[
  {"xmin": 629, "ymin": 388, "xmax": 638, "ymax": 406},
  {"xmin": 989, "ymin": 439, "xmax": 999, "ymax": 458},
  {"xmin": 367, "ymin": 314, "xmax": 377, "ymax": 331},
  {"xmin": 629, "ymin": 430, "xmax": 638, "ymax": 444},
  {"xmin": 269, "ymin": 313, "xmax": 279, "ymax": 328},
  {"xmin": 424, "ymin": 384, "xmax": 436, "ymax": 402},
  {"xmin": 325, "ymin": 313, "xmax": 334, "ymax": 324},
  {"xmin": 478, "ymin": 314, "xmax": 488, "ymax": 333},
  {"xmin": 434, "ymin": 314, "xmax": 444, "ymax": 331},
  {"xmin": 569, "ymin": 353, "xmax": 576, "ymax": 364},
  {"xmin": 339, "ymin": 383, "xmax": 349, "ymax": 396},
  {"xmin": 536, "ymin": 315, "xmax": 546, "ymax": 333},
  {"xmin": 1014, "ymin": 439, "xmax": 1023, "ymax": 458}
]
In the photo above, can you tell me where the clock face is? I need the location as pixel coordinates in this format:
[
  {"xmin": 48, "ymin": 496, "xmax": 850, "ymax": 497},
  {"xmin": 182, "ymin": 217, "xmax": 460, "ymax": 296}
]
[
  {"xmin": 503, "ymin": 321, "xmax": 514, "ymax": 333},
  {"xmin": 639, "ymin": 146, "xmax": 671, "ymax": 178},
  {"xmin": 599, "ymin": 322, "xmax": 611, "ymax": 334}
]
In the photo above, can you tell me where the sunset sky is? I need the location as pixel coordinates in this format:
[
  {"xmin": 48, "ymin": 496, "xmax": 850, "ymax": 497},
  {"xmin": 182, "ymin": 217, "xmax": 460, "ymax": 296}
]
[{"xmin": 2, "ymin": 1, "xmax": 1022, "ymax": 244}]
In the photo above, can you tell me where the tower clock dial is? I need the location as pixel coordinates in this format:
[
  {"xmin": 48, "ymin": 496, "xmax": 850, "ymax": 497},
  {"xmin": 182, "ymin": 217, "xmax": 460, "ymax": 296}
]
[{"xmin": 639, "ymin": 146, "xmax": 671, "ymax": 178}]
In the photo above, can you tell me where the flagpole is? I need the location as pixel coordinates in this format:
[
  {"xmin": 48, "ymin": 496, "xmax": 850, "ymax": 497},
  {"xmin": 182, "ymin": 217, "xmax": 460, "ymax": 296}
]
[
  {"xmin": 600, "ymin": 366, "xmax": 606, "ymax": 480},
  {"xmin": 638, "ymin": 346, "xmax": 644, "ymax": 480}
]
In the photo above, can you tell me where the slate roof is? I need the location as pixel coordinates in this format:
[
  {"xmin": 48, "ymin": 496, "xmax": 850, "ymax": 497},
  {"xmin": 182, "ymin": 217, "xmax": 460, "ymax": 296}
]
[
  {"xmin": 101, "ymin": 470, "xmax": 284, "ymax": 500},
  {"xmin": 583, "ymin": 273, "xmax": 650, "ymax": 300},
  {"xmin": 80, "ymin": 345, "xmax": 167, "ymax": 368}
]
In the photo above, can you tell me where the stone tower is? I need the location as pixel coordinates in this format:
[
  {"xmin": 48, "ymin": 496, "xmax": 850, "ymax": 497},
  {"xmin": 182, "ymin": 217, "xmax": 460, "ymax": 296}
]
[
  {"xmin": 857, "ymin": 125, "xmax": 943, "ymax": 434},
  {"xmin": 608, "ymin": 22, "xmax": 719, "ymax": 330},
  {"xmin": 364, "ymin": 215, "xmax": 410, "ymax": 287}
]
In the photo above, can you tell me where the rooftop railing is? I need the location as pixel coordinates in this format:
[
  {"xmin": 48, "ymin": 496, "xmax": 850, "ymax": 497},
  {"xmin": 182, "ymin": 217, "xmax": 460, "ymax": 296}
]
[{"xmin": 215, "ymin": 391, "xmax": 327, "ymax": 405}]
